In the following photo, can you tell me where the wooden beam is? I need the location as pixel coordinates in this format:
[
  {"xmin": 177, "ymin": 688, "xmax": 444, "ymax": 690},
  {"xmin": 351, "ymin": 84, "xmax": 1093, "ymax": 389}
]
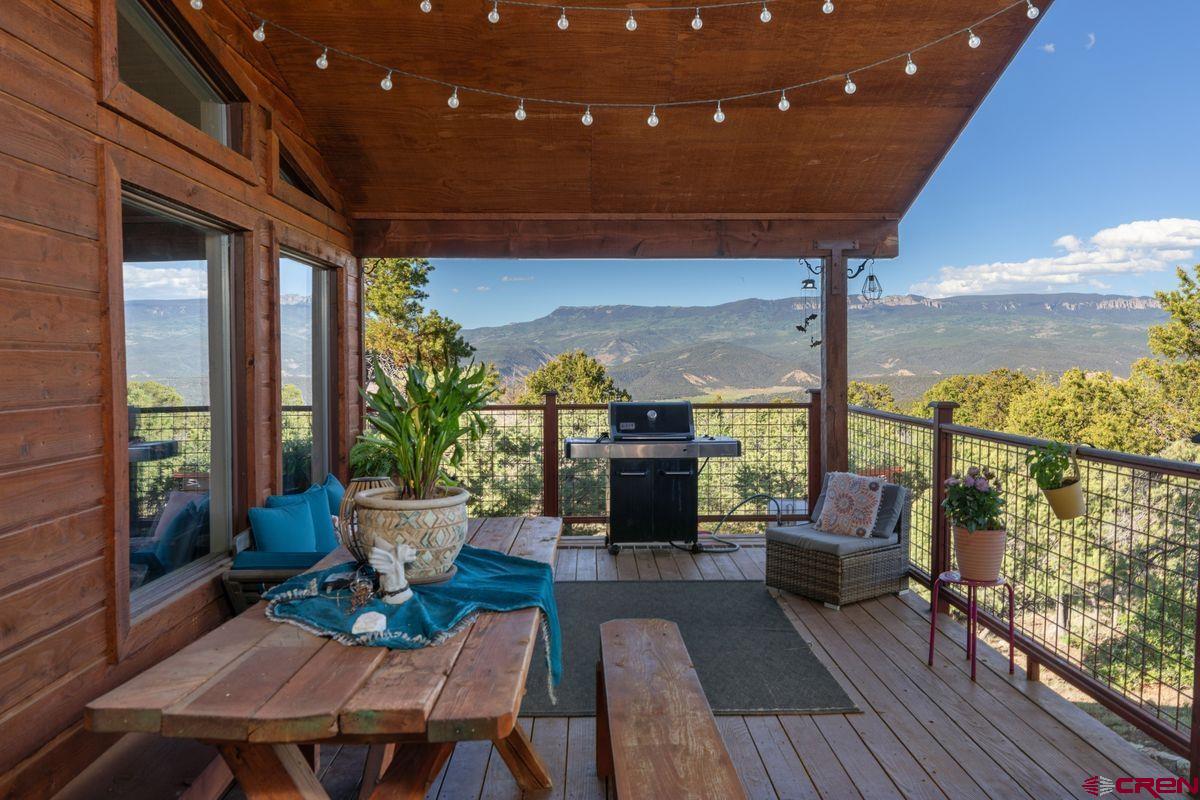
[
  {"xmin": 354, "ymin": 217, "xmax": 899, "ymax": 259},
  {"xmin": 819, "ymin": 245, "xmax": 851, "ymax": 474}
]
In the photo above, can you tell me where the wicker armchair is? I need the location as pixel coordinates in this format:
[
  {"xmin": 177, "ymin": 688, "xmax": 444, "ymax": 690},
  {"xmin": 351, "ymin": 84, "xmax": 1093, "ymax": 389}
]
[{"xmin": 765, "ymin": 481, "xmax": 910, "ymax": 609}]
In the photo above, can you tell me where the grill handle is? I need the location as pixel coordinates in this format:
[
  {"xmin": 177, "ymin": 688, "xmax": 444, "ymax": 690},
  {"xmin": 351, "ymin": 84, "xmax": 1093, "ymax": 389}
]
[
  {"xmin": 659, "ymin": 469, "xmax": 694, "ymax": 477},
  {"xmin": 618, "ymin": 470, "xmax": 647, "ymax": 477}
]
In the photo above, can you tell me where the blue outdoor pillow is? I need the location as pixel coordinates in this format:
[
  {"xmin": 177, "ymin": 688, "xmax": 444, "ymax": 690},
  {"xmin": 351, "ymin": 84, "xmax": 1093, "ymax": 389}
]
[
  {"xmin": 250, "ymin": 501, "xmax": 317, "ymax": 553},
  {"xmin": 322, "ymin": 473, "xmax": 345, "ymax": 516},
  {"xmin": 267, "ymin": 484, "xmax": 339, "ymax": 553}
]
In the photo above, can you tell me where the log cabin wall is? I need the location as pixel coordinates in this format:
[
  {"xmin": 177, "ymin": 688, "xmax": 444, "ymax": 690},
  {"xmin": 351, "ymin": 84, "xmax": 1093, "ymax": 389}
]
[{"xmin": 0, "ymin": 1, "xmax": 362, "ymax": 795}]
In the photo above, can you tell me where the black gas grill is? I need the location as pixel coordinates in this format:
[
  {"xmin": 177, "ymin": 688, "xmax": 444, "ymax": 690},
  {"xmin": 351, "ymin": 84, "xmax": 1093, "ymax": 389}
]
[{"xmin": 564, "ymin": 401, "xmax": 741, "ymax": 553}]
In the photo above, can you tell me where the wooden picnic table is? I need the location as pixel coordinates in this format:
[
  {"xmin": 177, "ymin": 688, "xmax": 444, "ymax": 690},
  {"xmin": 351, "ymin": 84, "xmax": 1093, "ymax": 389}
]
[{"xmin": 86, "ymin": 516, "xmax": 563, "ymax": 799}]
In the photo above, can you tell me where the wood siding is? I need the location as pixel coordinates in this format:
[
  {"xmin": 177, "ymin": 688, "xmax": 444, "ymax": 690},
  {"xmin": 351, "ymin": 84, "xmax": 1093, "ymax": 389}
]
[{"xmin": 0, "ymin": 1, "xmax": 359, "ymax": 796}]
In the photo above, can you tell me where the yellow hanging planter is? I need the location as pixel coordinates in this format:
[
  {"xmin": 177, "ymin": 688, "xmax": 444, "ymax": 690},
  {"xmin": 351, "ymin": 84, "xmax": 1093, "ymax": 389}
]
[{"xmin": 1041, "ymin": 445, "xmax": 1087, "ymax": 521}]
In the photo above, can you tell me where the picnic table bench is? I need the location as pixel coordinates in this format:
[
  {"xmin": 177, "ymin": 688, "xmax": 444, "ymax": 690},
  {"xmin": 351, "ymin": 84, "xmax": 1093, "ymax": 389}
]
[
  {"xmin": 596, "ymin": 618, "xmax": 748, "ymax": 799},
  {"xmin": 86, "ymin": 516, "xmax": 562, "ymax": 799}
]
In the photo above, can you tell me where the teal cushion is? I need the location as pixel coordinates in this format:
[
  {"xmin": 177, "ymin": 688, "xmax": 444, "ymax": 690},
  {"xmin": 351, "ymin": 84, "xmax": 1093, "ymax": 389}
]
[
  {"xmin": 250, "ymin": 501, "xmax": 317, "ymax": 552},
  {"xmin": 322, "ymin": 473, "xmax": 345, "ymax": 516},
  {"xmin": 267, "ymin": 485, "xmax": 338, "ymax": 553},
  {"xmin": 232, "ymin": 550, "xmax": 324, "ymax": 571}
]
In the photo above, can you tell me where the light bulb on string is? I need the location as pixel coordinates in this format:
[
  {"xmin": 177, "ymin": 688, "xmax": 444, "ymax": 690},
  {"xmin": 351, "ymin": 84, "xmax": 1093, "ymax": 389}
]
[
  {"xmin": 713, "ymin": 101, "xmax": 725, "ymax": 123},
  {"xmin": 967, "ymin": 28, "xmax": 981, "ymax": 48},
  {"xmin": 420, "ymin": 0, "xmax": 432, "ymax": 12},
  {"xmin": 315, "ymin": 48, "xmax": 329, "ymax": 70},
  {"xmin": 252, "ymin": 21, "xmax": 266, "ymax": 41},
  {"xmin": 625, "ymin": 11, "xmax": 637, "ymax": 31},
  {"xmin": 821, "ymin": 0, "xmax": 834, "ymax": 14},
  {"xmin": 759, "ymin": 2, "xmax": 772, "ymax": 23},
  {"xmin": 691, "ymin": 9, "xmax": 703, "ymax": 30},
  {"xmin": 514, "ymin": 99, "xmax": 526, "ymax": 121},
  {"xmin": 447, "ymin": 87, "xmax": 460, "ymax": 108},
  {"xmin": 843, "ymin": 74, "xmax": 856, "ymax": 94},
  {"xmin": 380, "ymin": 71, "xmax": 393, "ymax": 91},
  {"xmin": 647, "ymin": 106, "xmax": 659, "ymax": 127},
  {"xmin": 778, "ymin": 90, "xmax": 790, "ymax": 111},
  {"xmin": 1026, "ymin": 1, "xmax": 1040, "ymax": 19},
  {"xmin": 488, "ymin": 1, "xmax": 500, "ymax": 23},
  {"xmin": 904, "ymin": 53, "xmax": 917, "ymax": 75},
  {"xmin": 581, "ymin": 106, "xmax": 593, "ymax": 126},
  {"xmin": 189, "ymin": 0, "xmax": 203, "ymax": 9},
  {"xmin": 557, "ymin": 8, "xmax": 569, "ymax": 29}
]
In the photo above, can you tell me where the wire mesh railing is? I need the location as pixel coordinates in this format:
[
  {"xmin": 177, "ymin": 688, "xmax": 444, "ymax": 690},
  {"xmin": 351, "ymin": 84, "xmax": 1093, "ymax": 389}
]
[
  {"xmin": 128, "ymin": 405, "xmax": 214, "ymax": 530},
  {"xmin": 453, "ymin": 405, "xmax": 545, "ymax": 518}
]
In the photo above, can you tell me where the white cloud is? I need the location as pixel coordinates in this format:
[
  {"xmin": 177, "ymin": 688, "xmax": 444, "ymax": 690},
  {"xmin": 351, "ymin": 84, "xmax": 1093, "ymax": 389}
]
[
  {"xmin": 451, "ymin": 287, "xmax": 461, "ymax": 293},
  {"xmin": 909, "ymin": 218, "xmax": 1200, "ymax": 297},
  {"xmin": 1041, "ymin": 43, "xmax": 1056, "ymax": 54},
  {"xmin": 475, "ymin": 285, "xmax": 491, "ymax": 292},
  {"xmin": 500, "ymin": 275, "xmax": 534, "ymax": 283},
  {"xmin": 123, "ymin": 265, "xmax": 208, "ymax": 299},
  {"xmin": 1086, "ymin": 32, "xmax": 1096, "ymax": 50}
]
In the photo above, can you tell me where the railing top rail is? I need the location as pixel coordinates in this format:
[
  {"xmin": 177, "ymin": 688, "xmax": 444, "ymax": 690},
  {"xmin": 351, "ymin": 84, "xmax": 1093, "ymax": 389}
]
[
  {"xmin": 487, "ymin": 401, "xmax": 811, "ymax": 412},
  {"xmin": 133, "ymin": 404, "xmax": 315, "ymax": 413},
  {"xmin": 849, "ymin": 405, "xmax": 935, "ymax": 428},
  {"xmin": 943, "ymin": 421, "xmax": 1200, "ymax": 479}
]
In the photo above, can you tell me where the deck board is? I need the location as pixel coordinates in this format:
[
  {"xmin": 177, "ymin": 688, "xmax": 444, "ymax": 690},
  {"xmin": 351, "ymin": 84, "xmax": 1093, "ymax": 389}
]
[{"xmin": 218, "ymin": 540, "xmax": 1183, "ymax": 800}]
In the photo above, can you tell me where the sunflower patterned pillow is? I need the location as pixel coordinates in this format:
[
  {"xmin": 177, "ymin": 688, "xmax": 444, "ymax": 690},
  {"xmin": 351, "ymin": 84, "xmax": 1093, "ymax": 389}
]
[{"xmin": 815, "ymin": 472, "xmax": 884, "ymax": 537}]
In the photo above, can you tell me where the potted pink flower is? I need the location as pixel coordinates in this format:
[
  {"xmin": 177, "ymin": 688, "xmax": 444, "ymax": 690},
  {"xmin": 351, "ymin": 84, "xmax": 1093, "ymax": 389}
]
[{"xmin": 942, "ymin": 466, "xmax": 1007, "ymax": 582}]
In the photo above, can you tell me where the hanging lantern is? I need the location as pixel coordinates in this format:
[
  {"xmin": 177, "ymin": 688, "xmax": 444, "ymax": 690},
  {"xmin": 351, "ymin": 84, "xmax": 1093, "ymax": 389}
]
[{"xmin": 860, "ymin": 262, "xmax": 884, "ymax": 303}]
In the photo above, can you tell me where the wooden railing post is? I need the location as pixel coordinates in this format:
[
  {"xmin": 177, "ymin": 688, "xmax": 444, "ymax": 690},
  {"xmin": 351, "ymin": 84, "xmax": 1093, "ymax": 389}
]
[
  {"xmin": 542, "ymin": 391, "xmax": 560, "ymax": 518},
  {"xmin": 929, "ymin": 401, "xmax": 957, "ymax": 613},
  {"xmin": 806, "ymin": 388, "xmax": 823, "ymax": 517}
]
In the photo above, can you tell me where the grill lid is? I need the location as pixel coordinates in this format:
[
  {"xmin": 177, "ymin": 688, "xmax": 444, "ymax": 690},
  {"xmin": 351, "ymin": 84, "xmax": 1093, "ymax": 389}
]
[{"xmin": 608, "ymin": 401, "xmax": 694, "ymax": 441}]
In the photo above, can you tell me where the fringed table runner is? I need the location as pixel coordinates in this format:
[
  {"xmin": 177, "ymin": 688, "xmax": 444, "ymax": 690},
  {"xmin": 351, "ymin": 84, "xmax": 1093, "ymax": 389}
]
[{"xmin": 264, "ymin": 544, "xmax": 562, "ymax": 699}]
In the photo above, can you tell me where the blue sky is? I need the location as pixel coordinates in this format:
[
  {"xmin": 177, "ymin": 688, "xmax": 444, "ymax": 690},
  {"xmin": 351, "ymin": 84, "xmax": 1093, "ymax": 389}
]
[{"xmin": 425, "ymin": 0, "xmax": 1200, "ymax": 329}]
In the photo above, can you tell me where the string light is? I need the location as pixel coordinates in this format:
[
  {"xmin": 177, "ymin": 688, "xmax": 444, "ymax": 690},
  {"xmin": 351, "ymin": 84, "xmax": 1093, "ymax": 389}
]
[
  {"xmin": 558, "ymin": 8, "xmax": 569, "ymax": 28},
  {"xmin": 1025, "ymin": 0, "xmax": 1040, "ymax": 19},
  {"xmin": 822, "ymin": 0, "xmax": 834, "ymax": 14},
  {"xmin": 625, "ymin": 11, "xmax": 637, "ymax": 30},
  {"xmin": 189, "ymin": 0, "xmax": 203, "ymax": 9},
  {"xmin": 242, "ymin": 0, "xmax": 1037, "ymax": 122},
  {"xmin": 692, "ymin": 9, "xmax": 703, "ymax": 29},
  {"xmin": 759, "ymin": 2, "xmax": 772, "ymax": 23},
  {"xmin": 647, "ymin": 106, "xmax": 659, "ymax": 126},
  {"xmin": 420, "ymin": 0, "xmax": 432, "ymax": 12},
  {"xmin": 380, "ymin": 70, "xmax": 393, "ymax": 90},
  {"xmin": 582, "ymin": 105, "xmax": 593, "ymax": 125}
]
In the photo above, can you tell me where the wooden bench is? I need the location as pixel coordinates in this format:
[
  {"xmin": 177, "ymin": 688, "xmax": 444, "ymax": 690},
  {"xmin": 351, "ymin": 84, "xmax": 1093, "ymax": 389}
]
[{"xmin": 596, "ymin": 619, "xmax": 748, "ymax": 799}]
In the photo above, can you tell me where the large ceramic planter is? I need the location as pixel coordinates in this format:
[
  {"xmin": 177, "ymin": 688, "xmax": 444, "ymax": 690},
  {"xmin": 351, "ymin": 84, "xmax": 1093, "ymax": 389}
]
[
  {"xmin": 1042, "ymin": 479, "xmax": 1086, "ymax": 521},
  {"xmin": 355, "ymin": 486, "xmax": 470, "ymax": 584},
  {"xmin": 953, "ymin": 526, "xmax": 1007, "ymax": 583},
  {"xmin": 338, "ymin": 476, "xmax": 395, "ymax": 563}
]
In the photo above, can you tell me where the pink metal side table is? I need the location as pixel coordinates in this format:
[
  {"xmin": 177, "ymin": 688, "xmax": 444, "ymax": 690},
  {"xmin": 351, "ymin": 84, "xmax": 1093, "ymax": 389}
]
[{"xmin": 928, "ymin": 570, "xmax": 1014, "ymax": 681}]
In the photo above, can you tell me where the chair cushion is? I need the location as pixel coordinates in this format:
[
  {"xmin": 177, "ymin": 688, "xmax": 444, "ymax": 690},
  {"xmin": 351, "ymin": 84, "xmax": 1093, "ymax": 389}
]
[
  {"xmin": 322, "ymin": 473, "xmax": 345, "ymax": 516},
  {"xmin": 766, "ymin": 522, "xmax": 899, "ymax": 556},
  {"xmin": 231, "ymin": 550, "xmax": 325, "ymax": 571},
  {"xmin": 250, "ymin": 501, "xmax": 317, "ymax": 552},
  {"xmin": 267, "ymin": 485, "xmax": 339, "ymax": 552},
  {"xmin": 811, "ymin": 475, "xmax": 908, "ymax": 539}
]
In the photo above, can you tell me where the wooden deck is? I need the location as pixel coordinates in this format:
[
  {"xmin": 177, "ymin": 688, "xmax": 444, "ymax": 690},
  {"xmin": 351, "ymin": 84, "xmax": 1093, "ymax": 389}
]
[{"xmin": 219, "ymin": 539, "xmax": 1184, "ymax": 800}]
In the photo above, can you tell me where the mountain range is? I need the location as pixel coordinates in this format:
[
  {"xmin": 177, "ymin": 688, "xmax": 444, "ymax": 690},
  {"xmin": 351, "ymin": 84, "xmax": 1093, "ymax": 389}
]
[{"xmin": 462, "ymin": 293, "xmax": 1166, "ymax": 403}]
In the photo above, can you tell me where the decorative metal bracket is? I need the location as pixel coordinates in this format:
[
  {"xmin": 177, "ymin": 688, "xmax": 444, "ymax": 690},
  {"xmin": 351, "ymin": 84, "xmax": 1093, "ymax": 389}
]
[{"xmin": 802, "ymin": 257, "xmax": 871, "ymax": 279}]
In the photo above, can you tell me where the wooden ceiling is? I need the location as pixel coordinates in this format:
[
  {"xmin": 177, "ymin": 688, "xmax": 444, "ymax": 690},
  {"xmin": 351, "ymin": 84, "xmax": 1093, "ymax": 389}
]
[{"xmin": 248, "ymin": 0, "xmax": 1049, "ymax": 256}]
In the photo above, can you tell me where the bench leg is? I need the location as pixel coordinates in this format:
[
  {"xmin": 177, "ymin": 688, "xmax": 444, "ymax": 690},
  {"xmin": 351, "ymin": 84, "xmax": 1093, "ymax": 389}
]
[
  {"xmin": 493, "ymin": 724, "xmax": 553, "ymax": 791},
  {"xmin": 218, "ymin": 743, "xmax": 330, "ymax": 800},
  {"xmin": 595, "ymin": 659, "xmax": 613, "ymax": 779}
]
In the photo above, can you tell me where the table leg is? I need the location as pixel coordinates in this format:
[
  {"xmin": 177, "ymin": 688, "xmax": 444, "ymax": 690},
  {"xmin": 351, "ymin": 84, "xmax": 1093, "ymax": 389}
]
[
  {"xmin": 928, "ymin": 578, "xmax": 940, "ymax": 667},
  {"xmin": 218, "ymin": 743, "xmax": 330, "ymax": 800},
  {"xmin": 1007, "ymin": 582, "xmax": 1016, "ymax": 675},
  {"xmin": 358, "ymin": 744, "xmax": 394, "ymax": 800},
  {"xmin": 368, "ymin": 742, "xmax": 454, "ymax": 800},
  {"xmin": 493, "ymin": 723, "xmax": 553, "ymax": 791},
  {"xmin": 596, "ymin": 659, "xmax": 614, "ymax": 778}
]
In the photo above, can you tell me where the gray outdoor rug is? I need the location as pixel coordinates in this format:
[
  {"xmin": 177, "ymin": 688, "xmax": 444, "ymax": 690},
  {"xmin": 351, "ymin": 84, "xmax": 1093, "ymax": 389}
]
[{"xmin": 523, "ymin": 580, "xmax": 858, "ymax": 716}]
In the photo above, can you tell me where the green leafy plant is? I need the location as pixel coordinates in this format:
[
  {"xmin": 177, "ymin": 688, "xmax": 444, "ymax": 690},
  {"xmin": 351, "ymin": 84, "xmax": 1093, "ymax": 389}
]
[
  {"xmin": 356, "ymin": 360, "xmax": 497, "ymax": 499},
  {"xmin": 941, "ymin": 466, "xmax": 1006, "ymax": 532},
  {"xmin": 1025, "ymin": 441, "xmax": 1075, "ymax": 490}
]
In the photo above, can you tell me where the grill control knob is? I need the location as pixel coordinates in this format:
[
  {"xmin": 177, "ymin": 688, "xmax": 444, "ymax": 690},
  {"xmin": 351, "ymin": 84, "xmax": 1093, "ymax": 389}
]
[{"xmin": 647, "ymin": 410, "xmax": 657, "ymax": 421}]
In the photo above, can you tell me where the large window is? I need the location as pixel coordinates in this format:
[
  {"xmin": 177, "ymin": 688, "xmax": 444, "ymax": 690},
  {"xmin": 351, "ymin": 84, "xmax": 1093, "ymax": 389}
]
[
  {"xmin": 280, "ymin": 253, "xmax": 334, "ymax": 494},
  {"xmin": 116, "ymin": 0, "xmax": 233, "ymax": 146},
  {"xmin": 122, "ymin": 195, "xmax": 233, "ymax": 592}
]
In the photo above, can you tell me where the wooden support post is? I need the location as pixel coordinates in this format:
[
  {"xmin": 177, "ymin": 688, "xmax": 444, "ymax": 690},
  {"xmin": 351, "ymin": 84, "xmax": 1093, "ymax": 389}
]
[
  {"xmin": 542, "ymin": 391, "xmax": 560, "ymax": 517},
  {"xmin": 806, "ymin": 388, "xmax": 823, "ymax": 517},
  {"xmin": 817, "ymin": 246, "xmax": 851, "ymax": 474},
  {"xmin": 1189, "ymin": 561, "xmax": 1200, "ymax": 789},
  {"xmin": 929, "ymin": 401, "xmax": 958, "ymax": 614},
  {"xmin": 1026, "ymin": 655, "xmax": 1041, "ymax": 683}
]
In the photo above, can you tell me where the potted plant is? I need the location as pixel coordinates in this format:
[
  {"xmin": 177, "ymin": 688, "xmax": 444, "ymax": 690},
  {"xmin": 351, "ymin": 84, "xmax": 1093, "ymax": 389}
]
[
  {"xmin": 351, "ymin": 360, "xmax": 496, "ymax": 583},
  {"xmin": 942, "ymin": 466, "xmax": 1007, "ymax": 582},
  {"xmin": 1025, "ymin": 442, "xmax": 1086, "ymax": 520}
]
